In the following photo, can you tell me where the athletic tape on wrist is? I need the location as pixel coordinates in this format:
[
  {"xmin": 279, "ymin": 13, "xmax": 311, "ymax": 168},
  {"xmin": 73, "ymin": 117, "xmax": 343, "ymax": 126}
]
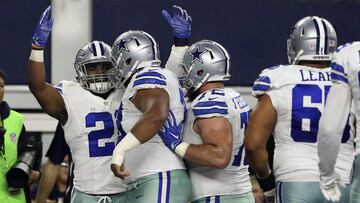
[
  {"xmin": 112, "ymin": 132, "xmax": 141, "ymax": 165},
  {"xmin": 175, "ymin": 142, "xmax": 189, "ymax": 158},
  {"xmin": 29, "ymin": 49, "xmax": 44, "ymax": 62}
]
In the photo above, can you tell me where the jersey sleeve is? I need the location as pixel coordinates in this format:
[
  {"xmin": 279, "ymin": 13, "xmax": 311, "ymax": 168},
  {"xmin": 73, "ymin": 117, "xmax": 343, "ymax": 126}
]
[
  {"xmin": 191, "ymin": 92, "xmax": 230, "ymax": 119},
  {"xmin": 330, "ymin": 49, "xmax": 350, "ymax": 85},
  {"xmin": 252, "ymin": 66, "xmax": 285, "ymax": 97},
  {"xmin": 130, "ymin": 69, "xmax": 167, "ymax": 91}
]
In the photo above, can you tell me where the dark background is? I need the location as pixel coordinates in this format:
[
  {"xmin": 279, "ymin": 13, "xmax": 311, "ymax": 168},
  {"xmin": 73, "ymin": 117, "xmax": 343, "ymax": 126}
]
[{"xmin": 1, "ymin": 0, "xmax": 360, "ymax": 85}]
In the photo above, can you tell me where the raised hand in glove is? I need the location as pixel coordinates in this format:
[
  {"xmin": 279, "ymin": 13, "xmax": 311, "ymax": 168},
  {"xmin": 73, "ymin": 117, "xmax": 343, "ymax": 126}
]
[
  {"xmin": 32, "ymin": 6, "xmax": 53, "ymax": 49},
  {"xmin": 162, "ymin": 5, "xmax": 192, "ymax": 39}
]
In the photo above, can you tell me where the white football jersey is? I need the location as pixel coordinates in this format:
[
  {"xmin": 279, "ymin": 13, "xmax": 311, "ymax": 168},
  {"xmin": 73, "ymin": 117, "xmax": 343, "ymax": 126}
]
[
  {"xmin": 57, "ymin": 80, "xmax": 127, "ymax": 194},
  {"xmin": 117, "ymin": 66, "xmax": 186, "ymax": 183},
  {"xmin": 252, "ymin": 65, "xmax": 355, "ymax": 183},
  {"xmin": 183, "ymin": 88, "xmax": 252, "ymax": 201},
  {"xmin": 331, "ymin": 42, "xmax": 360, "ymax": 155}
]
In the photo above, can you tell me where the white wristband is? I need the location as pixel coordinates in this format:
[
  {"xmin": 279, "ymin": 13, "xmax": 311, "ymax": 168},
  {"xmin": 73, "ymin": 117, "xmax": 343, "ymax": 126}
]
[
  {"xmin": 174, "ymin": 142, "xmax": 190, "ymax": 158},
  {"xmin": 112, "ymin": 132, "xmax": 141, "ymax": 165},
  {"xmin": 29, "ymin": 49, "xmax": 44, "ymax": 62}
]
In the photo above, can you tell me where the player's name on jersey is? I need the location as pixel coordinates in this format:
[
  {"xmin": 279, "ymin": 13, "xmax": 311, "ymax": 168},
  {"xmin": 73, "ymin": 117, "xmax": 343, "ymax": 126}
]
[{"xmin": 300, "ymin": 69, "xmax": 331, "ymax": 82}]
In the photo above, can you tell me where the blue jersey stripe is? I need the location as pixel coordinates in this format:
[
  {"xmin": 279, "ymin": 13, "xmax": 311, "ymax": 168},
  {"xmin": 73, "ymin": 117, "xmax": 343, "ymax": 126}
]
[
  {"xmin": 166, "ymin": 171, "xmax": 171, "ymax": 203},
  {"xmin": 278, "ymin": 182, "xmax": 283, "ymax": 203},
  {"xmin": 215, "ymin": 195, "xmax": 220, "ymax": 203},
  {"xmin": 194, "ymin": 101, "xmax": 228, "ymax": 108},
  {"xmin": 157, "ymin": 172, "xmax": 163, "ymax": 203},
  {"xmin": 330, "ymin": 63, "xmax": 347, "ymax": 75},
  {"xmin": 193, "ymin": 108, "xmax": 228, "ymax": 116},
  {"xmin": 256, "ymin": 75, "xmax": 271, "ymax": 84},
  {"xmin": 252, "ymin": 84, "xmax": 270, "ymax": 92},
  {"xmin": 331, "ymin": 72, "xmax": 348, "ymax": 83},
  {"xmin": 116, "ymin": 103, "xmax": 127, "ymax": 143},
  {"xmin": 135, "ymin": 71, "xmax": 166, "ymax": 80},
  {"xmin": 205, "ymin": 197, "xmax": 210, "ymax": 203},
  {"xmin": 133, "ymin": 78, "xmax": 166, "ymax": 87}
]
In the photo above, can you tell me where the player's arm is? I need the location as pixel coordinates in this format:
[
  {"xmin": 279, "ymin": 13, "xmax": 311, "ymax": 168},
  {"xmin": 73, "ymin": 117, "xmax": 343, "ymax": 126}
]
[
  {"xmin": 244, "ymin": 94, "xmax": 276, "ymax": 178},
  {"xmin": 181, "ymin": 117, "xmax": 232, "ymax": 168},
  {"xmin": 28, "ymin": 6, "xmax": 67, "ymax": 124},
  {"xmin": 317, "ymin": 82, "xmax": 351, "ymax": 202},
  {"xmin": 35, "ymin": 160, "xmax": 60, "ymax": 203},
  {"xmin": 162, "ymin": 5, "xmax": 192, "ymax": 82},
  {"xmin": 318, "ymin": 83, "xmax": 351, "ymax": 176},
  {"xmin": 111, "ymin": 88, "xmax": 169, "ymax": 178},
  {"xmin": 130, "ymin": 88, "xmax": 170, "ymax": 142}
]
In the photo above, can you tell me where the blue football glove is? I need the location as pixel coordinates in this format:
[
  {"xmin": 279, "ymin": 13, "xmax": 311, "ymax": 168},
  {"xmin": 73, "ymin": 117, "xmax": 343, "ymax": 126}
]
[
  {"xmin": 159, "ymin": 111, "xmax": 184, "ymax": 152},
  {"xmin": 32, "ymin": 6, "xmax": 53, "ymax": 49},
  {"xmin": 162, "ymin": 5, "xmax": 192, "ymax": 39}
]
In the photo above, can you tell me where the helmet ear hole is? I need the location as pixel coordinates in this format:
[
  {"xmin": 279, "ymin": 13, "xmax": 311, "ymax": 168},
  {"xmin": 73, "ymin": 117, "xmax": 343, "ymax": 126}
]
[
  {"xmin": 197, "ymin": 70, "xmax": 204, "ymax": 77},
  {"xmin": 125, "ymin": 58, "xmax": 132, "ymax": 65}
]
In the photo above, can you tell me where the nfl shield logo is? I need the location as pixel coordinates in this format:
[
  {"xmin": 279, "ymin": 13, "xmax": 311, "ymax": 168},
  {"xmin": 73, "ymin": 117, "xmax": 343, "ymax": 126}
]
[{"xmin": 10, "ymin": 133, "xmax": 17, "ymax": 143}]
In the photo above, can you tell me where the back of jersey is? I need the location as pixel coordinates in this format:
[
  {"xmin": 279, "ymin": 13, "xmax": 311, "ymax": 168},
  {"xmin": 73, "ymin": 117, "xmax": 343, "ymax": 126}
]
[
  {"xmin": 332, "ymin": 42, "xmax": 360, "ymax": 156},
  {"xmin": 118, "ymin": 67, "xmax": 186, "ymax": 183},
  {"xmin": 252, "ymin": 65, "xmax": 353, "ymax": 182},
  {"xmin": 183, "ymin": 88, "xmax": 252, "ymax": 200},
  {"xmin": 58, "ymin": 81, "xmax": 126, "ymax": 194}
]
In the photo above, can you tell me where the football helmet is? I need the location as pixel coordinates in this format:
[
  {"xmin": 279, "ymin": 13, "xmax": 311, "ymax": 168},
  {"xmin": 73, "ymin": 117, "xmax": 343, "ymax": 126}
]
[
  {"xmin": 287, "ymin": 16, "xmax": 337, "ymax": 65},
  {"xmin": 111, "ymin": 30, "xmax": 160, "ymax": 86},
  {"xmin": 181, "ymin": 40, "xmax": 231, "ymax": 97},
  {"xmin": 74, "ymin": 41, "xmax": 115, "ymax": 94}
]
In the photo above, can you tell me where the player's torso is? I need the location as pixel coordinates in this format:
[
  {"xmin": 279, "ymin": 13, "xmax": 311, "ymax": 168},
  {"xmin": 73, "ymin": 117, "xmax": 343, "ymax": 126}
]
[
  {"xmin": 118, "ymin": 67, "xmax": 186, "ymax": 183},
  {"xmin": 257, "ymin": 65, "xmax": 354, "ymax": 182},
  {"xmin": 183, "ymin": 88, "xmax": 252, "ymax": 200},
  {"xmin": 59, "ymin": 81, "xmax": 126, "ymax": 194}
]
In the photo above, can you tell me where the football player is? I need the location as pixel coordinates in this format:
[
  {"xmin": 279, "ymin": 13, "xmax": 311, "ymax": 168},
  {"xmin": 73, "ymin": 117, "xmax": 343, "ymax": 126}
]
[
  {"xmin": 244, "ymin": 16, "xmax": 355, "ymax": 203},
  {"xmin": 109, "ymin": 6, "xmax": 193, "ymax": 203},
  {"xmin": 28, "ymin": 6, "xmax": 127, "ymax": 203},
  {"xmin": 317, "ymin": 42, "xmax": 360, "ymax": 203},
  {"xmin": 159, "ymin": 40, "xmax": 255, "ymax": 203},
  {"xmin": 110, "ymin": 29, "xmax": 192, "ymax": 202}
]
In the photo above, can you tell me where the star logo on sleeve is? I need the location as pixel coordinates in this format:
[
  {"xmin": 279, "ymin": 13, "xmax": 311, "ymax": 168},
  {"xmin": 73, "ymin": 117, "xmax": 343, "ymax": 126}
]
[{"xmin": 190, "ymin": 47, "xmax": 206, "ymax": 63}]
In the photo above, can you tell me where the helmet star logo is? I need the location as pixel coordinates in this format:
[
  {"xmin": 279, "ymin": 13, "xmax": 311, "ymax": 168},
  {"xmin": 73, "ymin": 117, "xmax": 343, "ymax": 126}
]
[
  {"xmin": 117, "ymin": 39, "xmax": 130, "ymax": 52},
  {"xmin": 190, "ymin": 47, "xmax": 206, "ymax": 64}
]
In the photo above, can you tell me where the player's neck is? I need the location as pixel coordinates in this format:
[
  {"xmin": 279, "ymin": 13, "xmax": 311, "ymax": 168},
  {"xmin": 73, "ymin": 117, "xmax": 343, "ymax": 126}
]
[
  {"xmin": 198, "ymin": 82, "xmax": 225, "ymax": 94},
  {"xmin": 298, "ymin": 61, "xmax": 330, "ymax": 69}
]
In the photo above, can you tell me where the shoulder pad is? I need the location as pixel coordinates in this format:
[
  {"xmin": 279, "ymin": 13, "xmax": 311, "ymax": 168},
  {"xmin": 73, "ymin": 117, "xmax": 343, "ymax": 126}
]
[
  {"xmin": 252, "ymin": 65, "xmax": 288, "ymax": 97},
  {"xmin": 132, "ymin": 68, "xmax": 167, "ymax": 88},
  {"xmin": 192, "ymin": 89, "xmax": 229, "ymax": 118}
]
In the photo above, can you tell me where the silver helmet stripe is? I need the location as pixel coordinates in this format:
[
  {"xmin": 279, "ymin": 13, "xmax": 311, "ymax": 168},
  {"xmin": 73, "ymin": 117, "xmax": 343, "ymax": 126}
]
[
  {"xmin": 99, "ymin": 42, "xmax": 105, "ymax": 56},
  {"xmin": 93, "ymin": 41, "xmax": 103, "ymax": 57},
  {"xmin": 321, "ymin": 20, "xmax": 329, "ymax": 54},
  {"xmin": 313, "ymin": 17, "xmax": 326, "ymax": 55},
  {"xmin": 143, "ymin": 32, "xmax": 159, "ymax": 60},
  {"xmin": 214, "ymin": 41, "xmax": 231, "ymax": 75}
]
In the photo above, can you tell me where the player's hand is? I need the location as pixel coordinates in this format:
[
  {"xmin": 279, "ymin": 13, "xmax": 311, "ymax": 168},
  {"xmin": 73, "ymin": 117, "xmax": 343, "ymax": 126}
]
[
  {"xmin": 162, "ymin": 5, "xmax": 192, "ymax": 39},
  {"xmin": 263, "ymin": 188, "xmax": 275, "ymax": 203},
  {"xmin": 256, "ymin": 170, "xmax": 276, "ymax": 203},
  {"xmin": 320, "ymin": 172, "xmax": 343, "ymax": 202},
  {"xmin": 32, "ymin": 6, "xmax": 53, "ymax": 49},
  {"xmin": 159, "ymin": 112, "xmax": 184, "ymax": 152},
  {"xmin": 111, "ymin": 163, "xmax": 130, "ymax": 179}
]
